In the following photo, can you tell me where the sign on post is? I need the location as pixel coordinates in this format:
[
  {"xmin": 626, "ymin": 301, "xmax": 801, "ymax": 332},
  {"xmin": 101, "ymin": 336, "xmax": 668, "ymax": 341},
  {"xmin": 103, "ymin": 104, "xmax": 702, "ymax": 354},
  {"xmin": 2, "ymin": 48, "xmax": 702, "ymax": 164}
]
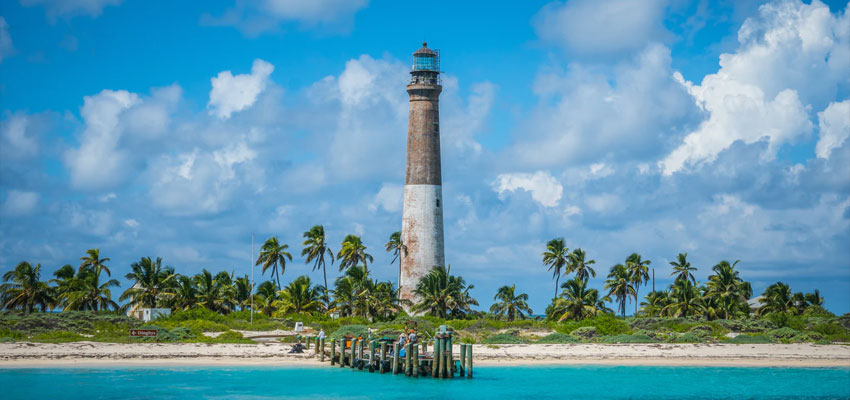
[{"xmin": 129, "ymin": 329, "xmax": 158, "ymax": 340}]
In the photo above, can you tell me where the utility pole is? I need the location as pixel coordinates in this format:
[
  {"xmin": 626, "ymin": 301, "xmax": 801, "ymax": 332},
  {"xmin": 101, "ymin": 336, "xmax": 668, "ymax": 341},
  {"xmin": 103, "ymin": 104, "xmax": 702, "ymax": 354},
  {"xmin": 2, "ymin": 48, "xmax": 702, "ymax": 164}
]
[
  {"xmin": 251, "ymin": 233, "xmax": 254, "ymax": 326},
  {"xmin": 652, "ymin": 268, "xmax": 655, "ymax": 292}
]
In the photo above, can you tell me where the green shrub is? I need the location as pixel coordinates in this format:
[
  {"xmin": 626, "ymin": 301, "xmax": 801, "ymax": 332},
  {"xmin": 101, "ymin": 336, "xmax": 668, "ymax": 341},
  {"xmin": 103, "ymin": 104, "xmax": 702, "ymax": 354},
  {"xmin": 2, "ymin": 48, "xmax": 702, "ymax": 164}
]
[
  {"xmin": 812, "ymin": 322, "xmax": 845, "ymax": 336},
  {"xmin": 600, "ymin": 334, "xmax": 655, "ymax": 343},
  {"xmin": 765, "ymin": 312, "xmax": 806, "ymax": 331},
  {"xmin": 329, "ymin": 324, "xmax": 368, "ymax": 340},
  {"xmin": 802, "ymin": 306, "xmax": 835, "ymax": 318},
  {"xmin": 481, "ymin": 333, "xmax": 529, "ymax": 344},
  {"xmin": 166, "ymin": 308, "xmax": 225, "ymax": 323},
  {"xmin": 570, "ymin": 326, "xmax": 598, "ymax": 340},
  {"xmin": 0, "ymin": 329, "xmax": 26, "ymax": 340},
  {"xmin": 670, "ymin": 333, "xmax": 701, "ymax": 343},
  {"xmin": 714, "ymin": 319, "xmax": 775, "ymax": 333},
  {"xmin": 536, "ymin": 333, "xmax": 579, "ymax": 344},
  {"xmin": 768, "ymin": 327, "xmax": 806, "ymax": 342},
  {"xmin": 725, "ymin": 334, "xmax": 773, "ymax": 344},
  {"xmin": 31, "ymin": 331, "xmax": 85, "ymax": 342},
  {"xmin": 558, "ymin": 314, "xmax": 630, "ymax": 336},
  {"xmin": 0, "ymin": 336, "xmax": 15, "ymax": 343}
]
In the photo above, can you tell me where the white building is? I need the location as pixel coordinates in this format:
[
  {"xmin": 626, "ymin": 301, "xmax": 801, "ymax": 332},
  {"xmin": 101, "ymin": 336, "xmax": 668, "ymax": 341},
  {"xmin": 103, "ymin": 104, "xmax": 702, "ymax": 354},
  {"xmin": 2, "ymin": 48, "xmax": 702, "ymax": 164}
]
[{"xmin": 127, "ymin": 307, "xmax": 171, "ymax": 322}]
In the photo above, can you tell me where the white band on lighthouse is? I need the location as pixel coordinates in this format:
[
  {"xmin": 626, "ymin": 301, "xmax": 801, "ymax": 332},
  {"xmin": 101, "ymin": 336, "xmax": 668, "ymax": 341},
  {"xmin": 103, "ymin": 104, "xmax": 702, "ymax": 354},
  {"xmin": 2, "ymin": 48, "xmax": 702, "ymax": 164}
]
[{"xmin": 399, "ymin": 184, "xmax": 445, "ymax": 306}]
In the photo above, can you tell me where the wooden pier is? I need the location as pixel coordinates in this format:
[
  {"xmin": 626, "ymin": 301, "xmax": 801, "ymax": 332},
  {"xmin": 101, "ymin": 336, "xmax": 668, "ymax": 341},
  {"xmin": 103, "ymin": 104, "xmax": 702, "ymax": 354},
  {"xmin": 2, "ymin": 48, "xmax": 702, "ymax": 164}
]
[{"xmin": 312, "ymin": 331, "xmax": 473, "ymax": 379}]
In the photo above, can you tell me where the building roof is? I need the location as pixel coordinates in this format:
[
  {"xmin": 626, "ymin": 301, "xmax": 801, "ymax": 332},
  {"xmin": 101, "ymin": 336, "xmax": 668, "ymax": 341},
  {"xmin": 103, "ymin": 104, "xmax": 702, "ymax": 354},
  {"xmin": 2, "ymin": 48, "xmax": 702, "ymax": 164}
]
[{"xmin": 414, "ymin": 42, "xmax": 436, "ymax": 56}]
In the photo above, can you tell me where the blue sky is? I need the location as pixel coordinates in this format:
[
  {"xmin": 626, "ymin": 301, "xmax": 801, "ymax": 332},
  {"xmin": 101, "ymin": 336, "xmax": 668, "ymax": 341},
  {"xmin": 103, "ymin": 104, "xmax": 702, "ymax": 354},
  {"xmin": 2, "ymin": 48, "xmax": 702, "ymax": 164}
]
[{"xmin": 1, "ymin": 0, "xmax": 848, "ymax": 314}]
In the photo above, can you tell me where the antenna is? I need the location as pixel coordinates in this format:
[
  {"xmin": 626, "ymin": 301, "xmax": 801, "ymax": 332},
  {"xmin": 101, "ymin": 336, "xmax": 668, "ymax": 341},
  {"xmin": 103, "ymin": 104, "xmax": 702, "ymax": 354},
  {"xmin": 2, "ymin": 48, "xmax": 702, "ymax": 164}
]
[{"xmin": 251, "ymin": 233, "xmax": 254, "ymax": 326}]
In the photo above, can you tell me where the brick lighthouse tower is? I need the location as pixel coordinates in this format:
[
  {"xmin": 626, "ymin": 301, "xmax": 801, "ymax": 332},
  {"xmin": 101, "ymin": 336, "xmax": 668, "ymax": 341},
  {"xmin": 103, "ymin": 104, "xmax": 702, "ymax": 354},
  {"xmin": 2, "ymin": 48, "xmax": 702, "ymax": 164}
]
[{"xmin": 399, "ymin": 42, "xmax": 445, "ymax": 312}]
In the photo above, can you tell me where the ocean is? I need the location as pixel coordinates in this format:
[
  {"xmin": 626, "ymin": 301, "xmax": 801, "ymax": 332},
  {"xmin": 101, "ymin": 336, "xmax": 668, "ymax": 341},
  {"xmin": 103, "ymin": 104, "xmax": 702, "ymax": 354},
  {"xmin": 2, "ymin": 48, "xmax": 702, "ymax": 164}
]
[{"xmin": 1, "ymin": 365, "xmax": 848, "ymax": 399}]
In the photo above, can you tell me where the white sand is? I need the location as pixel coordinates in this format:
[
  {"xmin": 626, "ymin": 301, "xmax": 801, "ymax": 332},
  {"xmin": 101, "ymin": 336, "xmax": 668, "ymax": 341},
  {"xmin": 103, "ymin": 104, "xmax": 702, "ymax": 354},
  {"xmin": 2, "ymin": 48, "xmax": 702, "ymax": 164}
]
[{"xmin": 0, "ymin": 342, "xmax": 847, "ymax": 368}]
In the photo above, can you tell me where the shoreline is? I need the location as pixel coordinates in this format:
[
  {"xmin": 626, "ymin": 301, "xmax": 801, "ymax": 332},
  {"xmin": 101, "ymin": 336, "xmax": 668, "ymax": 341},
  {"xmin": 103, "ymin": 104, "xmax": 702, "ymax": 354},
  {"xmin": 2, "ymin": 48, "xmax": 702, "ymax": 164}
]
[{"xmin": 1, "ymin": 342, "xmax": 848, "ymax": 369}]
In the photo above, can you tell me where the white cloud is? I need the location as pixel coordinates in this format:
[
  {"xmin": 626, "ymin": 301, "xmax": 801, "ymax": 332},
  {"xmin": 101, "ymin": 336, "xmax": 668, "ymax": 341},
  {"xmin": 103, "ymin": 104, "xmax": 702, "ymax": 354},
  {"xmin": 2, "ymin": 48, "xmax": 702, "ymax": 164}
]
[
  {"xmin": 493, "ymin": 171, "xmax": 563, "ymax": 207},
  {"xmin": 815, "ymin": 100, "xmax": 850, "ymax": 159},
  {"xmin": 0, "ymin": 17, "xmax": 14, "ymax": 63},
  {"xmin": 201, "ymin": 0, "xmax": 368, "ymax": 36},
  {"xmin": 123, "ymin": 84, "xmax": 181, "ymax": 140},
  {"xmin": 441, "ymin": 79, "xmax": 497, "ymax": 158},
  {"xmin": 148, "ymin": 141, "xmax": 258, "ymax": 215},
  {"xmin": 661, "ymin": 0, "xmax": 848, "ymax": 175},
  {"xmin": 20, "ymin": 0, "xmax": 122, "ymax": 22},
  {"xmin": 0, "ymin": 190, "xmax": 39, "ymax": 216},
  {"xmin": 64, "ymin": 89, "xmax": 140, "ymax": 190},
  {"xmin": 584, "ymin": 193, "xmax": 623, "ymax": 214},
  {"xmin": 513, "ymin": 44, "xmax": 698, "ymax": 167},
  {"xmin": 0, "ymin": 113, "xmax": 37, "ymax": 158},
  {"xmin": 532, "ymin": 0, "xmax": 669, "ymax": 56},
  {"xmin": 370, "ymin": 183, "xmax": 403, "ymax": 212},
  {"xmin": 123, "ymin": 218, "xmax": 139, "ymax": 228},
  {"xmin": 99, "ymin": 193, "xmax": 116, "ymax": 202},
  {"xmin": 208, "ymin": 59, "xmax": 274, "ymax": 120}
]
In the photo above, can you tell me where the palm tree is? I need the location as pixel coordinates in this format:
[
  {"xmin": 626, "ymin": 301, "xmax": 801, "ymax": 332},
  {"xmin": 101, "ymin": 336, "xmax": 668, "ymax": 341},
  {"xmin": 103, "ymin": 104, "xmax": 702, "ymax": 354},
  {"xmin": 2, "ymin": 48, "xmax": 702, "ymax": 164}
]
[
  {"xmin": 120, "ymin": 257, "xmax": 176, "ymax": 310},
  {"xmin": 669, "ymin": 253, "xmax": 696, "ymax": 284},
  {"xmin": 542, "ymin": 238, "xmax": 569, "ymax": 300},
  {"xmin": 705, "ymin": 260, "xmax": 750, "ymax": 319},
  {"xmin": 214, "ymin": 271, "xmax": 237, "ymax": 312},
  {"xmin": 337, "ymin": 234, "xmax": 374, "ymax": 275},
  {"xmin": 412, "ymin": 265, "xmax": 478, "ymax": 318},
  {"xmin": 569, "ymin": 248, "xmax": 596, "ymax": 283},
  {"xmin": 640, "ymin": 290, "xmax": 670, "ymax": 317},
  {"xmin": 50, "ymin": 264, "xmax": 77, "ymax": 309},
  {"xmin": 302, "ymin": 225, "xmax": 334, "ymax": 308},
  {"xmin": 254, "ymin": 280, "xmax": 278, "ymax": 316},
  {"xmin": 385, "ymin": 231, "xmax": 407, "ymax": 290},
  {"xmin": 79, "ymin": 248, "xmax": 111, "ymax": 277},
  {"xmin": 664, "ymin": 279, "xmax": 703, "ymax": 317},
  {"xmin": 195, "ymin": 269, "xmax": 231, "ymax": 313},
  {"xmin": 1, "ymin": 262, "xmax": 52, "ymax": 312},
  {"xmin": 63, "ymin": 265, "xmax": 120, "ymax": 311},
  {"xmin": 234, "ymin": 275, "xmax": 252, "ymax": 311},
  {"xmin": 604, "ymin": 264, "xmax": 634, "ymax": 318},
  {"xmin": 368, "ymin": 281, "xmax": 407, "ymax": 322},
  {"xmin": 758, "ymin": 282, "xmax": 796, "ymax": 315},
  {"xmin": 490, "ymin": 284, "xmax": 533, "ymax": 321},
  {"xmin": 256, "ymin": 236, "xmax": 293, "ymax": 290},
  {"xmin": 805, "ymin": 290, "xmax": 824, "ymax": 307},
  {"xmin": 626, "ymin": 253, "xmax": 650, "ymax": 314},
  {"xmin": 274, "ymin": 276, "xmax": 324, "ymax": 315},
  {"xmin": 168, "ymin": 275, "xmax": 198, "ymax": 310},
  {"xmin": 551, "ymin": 278, "xmax": 610, "ymax": 321}
]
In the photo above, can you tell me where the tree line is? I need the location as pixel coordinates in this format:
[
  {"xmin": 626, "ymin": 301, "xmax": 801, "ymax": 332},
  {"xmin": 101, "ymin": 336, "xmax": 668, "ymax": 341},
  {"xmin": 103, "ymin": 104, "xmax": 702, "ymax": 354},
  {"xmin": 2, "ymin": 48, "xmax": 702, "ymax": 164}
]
[{"xmin": 0, "ymin": 230, "xmax": 827, "ymax": 322}]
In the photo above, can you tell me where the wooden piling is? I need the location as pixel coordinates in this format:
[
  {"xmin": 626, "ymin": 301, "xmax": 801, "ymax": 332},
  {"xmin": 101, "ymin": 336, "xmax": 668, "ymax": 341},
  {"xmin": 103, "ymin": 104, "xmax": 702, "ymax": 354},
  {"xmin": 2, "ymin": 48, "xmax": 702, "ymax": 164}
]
[
  {"xmin": 320, "ymin": 338, "xmax": 325, "ymax": 362},
  {"xmin": 305, "ymin": 336, "xmax": 310, "ymax": 350},
  {"xmin": 330, "ymin": 339, "xmax": 336, "ymax": 365},
  {"xmin": 392, "ymin": 342, "xmax": 400, "ymax": 374},
  {"xmin": 440, "ymin": 337, "xmax": 448, "ymax": 378},
  {"xmin": 403, "ymin": 343, "xmax": 411, "ymax": 376},
  {"xmin": 466, "ymin": 344, "xmax": 473, "ymax": 378},
  {"xmin": 447, "ymin": 334, "xmax": 453, "ymax": 378},
  {"xmin": 380, "ymin": 342, "xmax": 388, "ymax": 374},
  {"xmin": 340, "ymin": 339, "xmax": 347, "ymax": 368},
  {"xmin": 412, "ymin": 343, "xmax": 419, "ymax": 378},
  {"xmin": 459, "ymin": 343, "xmax": 466, "ymax": 377},
  {"xmin": 369, "ymin": 340, "xmax": 376, "ymax": 371},
  {"xmin": 350, "ymin": 339, "xmax": 357, "ymax": 369},
  {"xmin": 432, "ymin": 336, "xmax": 440, "ymax": 377}
]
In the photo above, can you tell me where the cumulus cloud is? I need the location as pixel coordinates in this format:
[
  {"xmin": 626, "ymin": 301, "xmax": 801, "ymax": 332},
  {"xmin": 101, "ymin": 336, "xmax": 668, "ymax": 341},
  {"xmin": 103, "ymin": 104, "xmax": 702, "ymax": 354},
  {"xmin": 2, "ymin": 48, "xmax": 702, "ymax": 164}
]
[
  {"xmin": 815, "ymin": 100, "xmax": 850, "ymax": 159},
  {"xmin": 661, "ymin": 0, "xmax": 848, "ymax": 175},
  {"xmin": 0, "ymin": 190, "xmax": 39, "ymax": 216},
  {"xmin": 0, "ymin": 17, "xmax": 14, "ymax": 63},
  {"xmin": 201, "ymin": 0, "xmax": 368, "ymax": 36},
  {"xmin": 513, "ymin": 44, "xmax": 698, "ymax": 167},
  {"xmin": 0, "ymin": 113, "xmax": 38, "ymax": 159},
  {"xmin": 441, "ymin": 79, "xmax": 497, "ymax": 159},
  {"xmin": 532, "ymin": 0, "xmax": 670, "ymax": 56},
  {"xmin": 493, "ymin": 171, "xmax": 563, "ymax": 207},
  {"xmin": 20, "ymin": 0, "xmax": 122, "ymax": 22},
  {"xmin": 208, "ymin": 59, "xmax": 274, "ymax": 120},
  {"xmin": 148, "ymin": 141, "xmax": 258, "ymax": 215},
  {"xmin": 64, "ymin": 89, "xmax": 140, "ymax": 190},
  {"xmin": 370, "ymin": 183, "xmax": 403, "ymax": 213}
]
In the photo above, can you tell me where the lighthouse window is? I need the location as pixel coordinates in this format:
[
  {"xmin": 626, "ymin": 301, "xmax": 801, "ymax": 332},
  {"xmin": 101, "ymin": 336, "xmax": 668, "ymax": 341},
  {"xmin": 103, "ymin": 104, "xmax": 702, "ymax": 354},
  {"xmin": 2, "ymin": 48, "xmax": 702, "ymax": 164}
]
[
  {"xmin": 436, "ymin": 198, "xmax": 440, "ymax": 207},
  {"xmin": 433, "ymin": 118, "xmax": 439, "ymax": 133}
]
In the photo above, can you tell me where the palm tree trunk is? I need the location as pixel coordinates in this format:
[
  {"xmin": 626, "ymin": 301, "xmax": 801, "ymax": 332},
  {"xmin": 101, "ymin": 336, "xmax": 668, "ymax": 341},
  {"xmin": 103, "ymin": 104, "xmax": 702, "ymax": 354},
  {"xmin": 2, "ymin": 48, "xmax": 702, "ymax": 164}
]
[
  {"xmin": 322, "ymin": 262, "xmax": 330, "ymax": 309},
  {"xmin": 635, "ymin": 287, "xmax": 639, "ymax": 315},
  {"xmin": 554, "ymin": 274, "xmax": 560, "ymax": 300}
]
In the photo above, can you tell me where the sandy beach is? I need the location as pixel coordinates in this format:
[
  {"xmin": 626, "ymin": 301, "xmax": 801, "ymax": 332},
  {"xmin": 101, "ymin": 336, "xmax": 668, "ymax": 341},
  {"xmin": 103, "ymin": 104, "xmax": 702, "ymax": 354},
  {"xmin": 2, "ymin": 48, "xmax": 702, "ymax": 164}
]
[{"xmin": 1, "ymin": 342, "xmax": 847, "ymax": 368}]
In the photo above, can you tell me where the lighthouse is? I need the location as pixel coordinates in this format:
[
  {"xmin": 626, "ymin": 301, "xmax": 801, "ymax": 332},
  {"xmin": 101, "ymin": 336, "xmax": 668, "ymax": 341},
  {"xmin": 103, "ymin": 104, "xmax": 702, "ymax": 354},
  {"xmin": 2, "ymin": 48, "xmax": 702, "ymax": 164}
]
[{"xmin": 399, "ymin": 42, "xmax": 445, "ymax": 311}]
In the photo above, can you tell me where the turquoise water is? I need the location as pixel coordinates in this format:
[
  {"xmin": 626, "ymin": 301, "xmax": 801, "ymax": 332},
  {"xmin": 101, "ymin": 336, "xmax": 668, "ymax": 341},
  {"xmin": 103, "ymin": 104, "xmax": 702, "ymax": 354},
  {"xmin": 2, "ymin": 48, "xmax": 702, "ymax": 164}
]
[{"xmin": 1, "ymin": 365, "xmax": 848, "ymax": 399}]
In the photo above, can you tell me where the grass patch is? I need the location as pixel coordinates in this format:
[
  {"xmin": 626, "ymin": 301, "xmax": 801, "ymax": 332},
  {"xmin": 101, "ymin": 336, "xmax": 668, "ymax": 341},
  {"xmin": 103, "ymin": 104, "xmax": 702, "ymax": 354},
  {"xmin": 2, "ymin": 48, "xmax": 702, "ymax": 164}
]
[
  {"xmin": 725, "ymin": 334, "xmax": 773, "ymax": 344},
  {"xmin": 536, "ymin": 333, "xmax": 579, "ymax": 344}
]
